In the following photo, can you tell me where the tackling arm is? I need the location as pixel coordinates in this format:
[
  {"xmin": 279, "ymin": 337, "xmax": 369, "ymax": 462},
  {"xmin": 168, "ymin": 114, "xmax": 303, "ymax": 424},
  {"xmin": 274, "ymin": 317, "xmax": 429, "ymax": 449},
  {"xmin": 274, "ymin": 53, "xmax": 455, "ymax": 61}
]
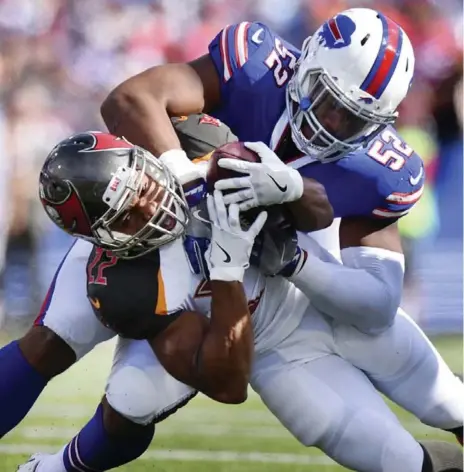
[
  {"xmin": 217, "ymin": 142, "xmax": 334, "ymax": 232},
  {"xmin": 101, "ymin": 56, "xmax": 220, "ymax": 153},
  {"xmin": 100, "ymin": 55, "xmax": 221, "ymax": 183},
  {"xmin": 285, "ymin": 178, "xmax": 334, "ymax": 231},
  {"xmin": 288, "ymin": 219, "xmax": 404, "ymax": 334},
  {"xmin": 285, "ymin": 129, "xmax": 424, "ymax": 333}
]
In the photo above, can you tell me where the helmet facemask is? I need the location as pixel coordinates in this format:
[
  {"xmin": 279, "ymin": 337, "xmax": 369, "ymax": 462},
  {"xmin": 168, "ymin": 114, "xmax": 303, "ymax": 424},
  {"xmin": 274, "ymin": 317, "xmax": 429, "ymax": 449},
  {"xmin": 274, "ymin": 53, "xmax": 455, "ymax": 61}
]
[
  {"xmin": 286, "ymin": 38, "xmax": 398, "ymax": 162},
  {"xmin": 93, "ymin": 147, "xmax": 189, "ymax": 259}
]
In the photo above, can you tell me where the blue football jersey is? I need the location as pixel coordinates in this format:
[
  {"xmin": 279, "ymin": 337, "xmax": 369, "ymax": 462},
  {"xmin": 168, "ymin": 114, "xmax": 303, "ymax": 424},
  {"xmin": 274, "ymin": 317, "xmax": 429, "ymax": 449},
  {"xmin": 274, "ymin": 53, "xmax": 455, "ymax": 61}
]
[
  {"xmin": 208, "ymin": 22, "xmax": 425, "ymax": 220},
  {"xmin": 208, "ymin": 22, "xmax": 298, "ymax": 143}
]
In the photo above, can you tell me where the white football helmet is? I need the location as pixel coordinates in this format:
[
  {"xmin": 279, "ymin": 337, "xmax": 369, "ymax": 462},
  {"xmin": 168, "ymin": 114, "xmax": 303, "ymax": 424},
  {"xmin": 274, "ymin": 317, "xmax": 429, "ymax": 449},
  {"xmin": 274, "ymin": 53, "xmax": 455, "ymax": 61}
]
[{"xmin": 286, "ymin": 8, "xmax": 415, "ymax": 162}]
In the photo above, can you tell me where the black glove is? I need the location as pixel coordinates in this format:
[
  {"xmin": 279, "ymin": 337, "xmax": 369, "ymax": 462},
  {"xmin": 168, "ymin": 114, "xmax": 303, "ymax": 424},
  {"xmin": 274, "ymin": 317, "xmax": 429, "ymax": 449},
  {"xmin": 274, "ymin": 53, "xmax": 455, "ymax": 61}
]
[{"xmin": 250, "ymin": 218, "xmax": 300, "ymax": 276}]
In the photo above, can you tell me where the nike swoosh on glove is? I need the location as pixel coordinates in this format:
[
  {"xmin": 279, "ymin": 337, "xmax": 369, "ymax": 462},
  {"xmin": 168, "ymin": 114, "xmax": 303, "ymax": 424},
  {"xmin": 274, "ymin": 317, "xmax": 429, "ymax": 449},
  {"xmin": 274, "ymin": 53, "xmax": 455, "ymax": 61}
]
[
  {"xmin": 206, "ymin": 190, "xmax": 268, "ymax": 282},
  {"xmin": 214, "ymin": 141, "xmax": 304, "ymax": 212}
]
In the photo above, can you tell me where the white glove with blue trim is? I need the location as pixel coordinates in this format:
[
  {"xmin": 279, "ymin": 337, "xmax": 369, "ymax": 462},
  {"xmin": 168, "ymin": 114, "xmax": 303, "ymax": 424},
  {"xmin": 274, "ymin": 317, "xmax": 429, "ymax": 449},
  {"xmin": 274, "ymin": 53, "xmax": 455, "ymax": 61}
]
[{"xmin": 214, "ymin": 142, "xmax": 304, "ymax": 211}]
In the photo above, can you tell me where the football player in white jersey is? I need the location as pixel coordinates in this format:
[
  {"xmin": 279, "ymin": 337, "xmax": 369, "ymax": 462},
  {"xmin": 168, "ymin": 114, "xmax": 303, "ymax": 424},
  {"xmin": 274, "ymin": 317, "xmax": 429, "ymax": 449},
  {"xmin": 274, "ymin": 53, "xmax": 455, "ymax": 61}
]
[{"xmin": 16, "ymin": 130, "xmax": 464, "ymax": 472}]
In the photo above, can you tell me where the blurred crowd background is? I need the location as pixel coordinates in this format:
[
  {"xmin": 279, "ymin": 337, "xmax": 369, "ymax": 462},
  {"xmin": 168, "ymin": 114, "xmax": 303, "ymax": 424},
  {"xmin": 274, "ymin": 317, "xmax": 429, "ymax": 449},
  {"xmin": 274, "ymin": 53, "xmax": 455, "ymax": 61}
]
[{"xmin": 0, "ymin": 0, "xmax": 462, "ymax": 335}]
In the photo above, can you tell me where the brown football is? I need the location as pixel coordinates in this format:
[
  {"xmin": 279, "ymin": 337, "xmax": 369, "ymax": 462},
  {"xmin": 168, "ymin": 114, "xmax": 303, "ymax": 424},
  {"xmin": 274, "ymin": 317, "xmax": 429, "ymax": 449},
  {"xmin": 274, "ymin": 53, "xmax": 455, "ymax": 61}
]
[
  {"xmin": 206, "ymin": 142, "xmax": 284, "ymax": 227},
  {"xmin": 206, "ymin": 142, "xmax": 260, "ymax": 194}
]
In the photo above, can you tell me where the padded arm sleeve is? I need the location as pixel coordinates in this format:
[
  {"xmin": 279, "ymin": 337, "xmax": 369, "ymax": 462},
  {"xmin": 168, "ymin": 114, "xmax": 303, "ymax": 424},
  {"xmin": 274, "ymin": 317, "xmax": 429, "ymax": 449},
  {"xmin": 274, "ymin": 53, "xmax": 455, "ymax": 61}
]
[{"xmin": 290, "ymin": 237, "xmax": 405, "ymax": 334}]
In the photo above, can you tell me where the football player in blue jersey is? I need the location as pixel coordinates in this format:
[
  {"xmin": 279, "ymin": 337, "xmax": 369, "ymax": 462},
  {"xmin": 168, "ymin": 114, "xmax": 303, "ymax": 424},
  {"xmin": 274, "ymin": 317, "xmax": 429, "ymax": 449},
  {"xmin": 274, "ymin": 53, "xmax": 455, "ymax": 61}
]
[{"xmin": 101, "ymin": 8, "xmax": 423, "ymax": 336}]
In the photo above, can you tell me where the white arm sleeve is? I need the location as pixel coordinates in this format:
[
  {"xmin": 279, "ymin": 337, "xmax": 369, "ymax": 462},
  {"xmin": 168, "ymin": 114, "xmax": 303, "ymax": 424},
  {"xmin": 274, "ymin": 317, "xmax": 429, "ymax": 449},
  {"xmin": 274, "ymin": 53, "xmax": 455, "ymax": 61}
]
[{"xmin": 289, "ymin": 235, "xmax": 405, "ymax": 334}]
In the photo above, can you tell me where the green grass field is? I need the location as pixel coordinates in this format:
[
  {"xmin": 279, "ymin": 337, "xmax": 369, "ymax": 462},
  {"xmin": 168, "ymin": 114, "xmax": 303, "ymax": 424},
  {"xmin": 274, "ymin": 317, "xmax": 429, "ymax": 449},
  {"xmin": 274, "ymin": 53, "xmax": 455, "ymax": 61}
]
[{"xmin": 0, "ymin": 336, "xmax": 462, "ymax": 471}]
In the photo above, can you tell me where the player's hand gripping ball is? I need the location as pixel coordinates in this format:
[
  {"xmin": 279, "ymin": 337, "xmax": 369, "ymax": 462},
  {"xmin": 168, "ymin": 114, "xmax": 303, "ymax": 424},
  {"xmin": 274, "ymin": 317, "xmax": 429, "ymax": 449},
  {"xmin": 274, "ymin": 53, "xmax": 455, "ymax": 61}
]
[{"xmin": 206, "ymin": 143, "xmax": 284, "ymax": 227}]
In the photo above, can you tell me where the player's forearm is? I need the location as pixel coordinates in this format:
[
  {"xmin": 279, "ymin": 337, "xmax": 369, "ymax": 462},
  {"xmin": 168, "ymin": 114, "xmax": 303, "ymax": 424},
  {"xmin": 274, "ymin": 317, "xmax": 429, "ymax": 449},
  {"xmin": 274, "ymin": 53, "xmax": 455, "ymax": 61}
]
[
  {"xmin": 101, "ymin": 89, "xmax": 182, "ymax": 156},
  {"xmin": 197, "ymin": 281, "xmax": 253, "ymax": 404},
  {"xmin": 101, "ymin": 63, "xmax": 205, "ymax": 155},
  {"xmin": 289, "ymin": 236, "xmax": 404, "ymax": 334},
  {"xmin": 285, "ymin": 178, "xmax": 334, "ymax": 232}
]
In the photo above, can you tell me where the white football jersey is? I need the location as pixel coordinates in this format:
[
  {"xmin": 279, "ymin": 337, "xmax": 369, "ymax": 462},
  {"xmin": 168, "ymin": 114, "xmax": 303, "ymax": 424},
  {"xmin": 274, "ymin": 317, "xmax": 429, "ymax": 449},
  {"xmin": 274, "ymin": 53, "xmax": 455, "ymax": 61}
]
[{"xmin": 158, "ymin": 238, "xmax": 309, "ymax": 353}]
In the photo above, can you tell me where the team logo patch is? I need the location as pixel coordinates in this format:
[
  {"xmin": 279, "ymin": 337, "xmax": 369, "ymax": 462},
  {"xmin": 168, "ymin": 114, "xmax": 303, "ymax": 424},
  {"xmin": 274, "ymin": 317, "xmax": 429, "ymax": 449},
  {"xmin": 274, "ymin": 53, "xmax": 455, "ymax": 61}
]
[
  {"xmin": 318, "ymin": 14, "xmax": 356, "ymax": 49},
  {"xmin": 199, "ymin": 114, "xmax": 221, "ymax": 127}
]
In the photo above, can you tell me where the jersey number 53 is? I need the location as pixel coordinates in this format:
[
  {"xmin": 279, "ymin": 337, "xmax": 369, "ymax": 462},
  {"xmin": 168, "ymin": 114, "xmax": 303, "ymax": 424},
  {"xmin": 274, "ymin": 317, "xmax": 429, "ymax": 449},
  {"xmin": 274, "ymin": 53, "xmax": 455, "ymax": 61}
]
[
  {"xmin": 367, "ymin": 129, "xmax": 413, "ymax": 171},
  {"xmin": 265, "ymin": 38, "xmax": 297, "ymax": 87}
]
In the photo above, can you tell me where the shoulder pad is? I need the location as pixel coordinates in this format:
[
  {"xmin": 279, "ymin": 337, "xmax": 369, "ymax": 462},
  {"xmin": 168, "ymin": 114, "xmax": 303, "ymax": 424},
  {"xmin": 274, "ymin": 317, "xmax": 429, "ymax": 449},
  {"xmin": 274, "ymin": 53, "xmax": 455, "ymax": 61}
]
[
  {"xmin": 208, "ymin": 22, "xmax": 275, "ymax": 83},
  {"xmin": 171, "ymin": 114, "xmax": 238, "ymax": 161},
  {"xmin": 296, "ymin": 126, "xmax": 425, "ymax": 220},
  {"xmin": 86, "ymin": 247, "xmax": 180, "ymax": 338}
]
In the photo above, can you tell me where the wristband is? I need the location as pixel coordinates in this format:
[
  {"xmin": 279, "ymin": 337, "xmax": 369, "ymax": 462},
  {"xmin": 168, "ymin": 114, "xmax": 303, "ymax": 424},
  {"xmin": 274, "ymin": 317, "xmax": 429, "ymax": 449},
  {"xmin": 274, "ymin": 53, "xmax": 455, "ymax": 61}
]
[{"xmin": 159, "ymin": 149, "xmax": 202, "ymax": 185}]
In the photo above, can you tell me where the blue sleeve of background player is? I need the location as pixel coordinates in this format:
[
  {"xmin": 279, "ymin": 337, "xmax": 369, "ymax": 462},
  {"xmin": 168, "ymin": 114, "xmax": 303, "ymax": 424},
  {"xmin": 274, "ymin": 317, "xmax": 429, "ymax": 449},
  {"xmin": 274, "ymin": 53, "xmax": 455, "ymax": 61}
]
[{"xmin": 208, "ymin": 22, "xmax": 273, "ymax": 98}]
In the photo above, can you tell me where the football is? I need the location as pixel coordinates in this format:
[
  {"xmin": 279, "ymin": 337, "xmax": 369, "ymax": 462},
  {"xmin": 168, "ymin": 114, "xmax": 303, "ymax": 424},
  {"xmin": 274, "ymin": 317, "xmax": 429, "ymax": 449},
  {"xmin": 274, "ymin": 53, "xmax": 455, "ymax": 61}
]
[
  {"xmin": 206, "ymin": 142, "xmax": 260, "ymax": 194},
  {"xmin": 206, "ymin": 142, "xmax": 284, "ymax": 227}
]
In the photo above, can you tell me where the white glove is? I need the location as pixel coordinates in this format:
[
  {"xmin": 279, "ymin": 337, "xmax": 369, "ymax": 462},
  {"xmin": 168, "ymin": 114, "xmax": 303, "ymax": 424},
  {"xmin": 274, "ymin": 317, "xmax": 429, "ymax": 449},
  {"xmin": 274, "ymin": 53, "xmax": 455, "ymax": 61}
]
[
  {"xmin": 214, "ymin": 142, "xmax": 304, "ymax": 211},
  {"xmin": 206, "ymin": 190, "xmax": 268, "ymax": 282}
]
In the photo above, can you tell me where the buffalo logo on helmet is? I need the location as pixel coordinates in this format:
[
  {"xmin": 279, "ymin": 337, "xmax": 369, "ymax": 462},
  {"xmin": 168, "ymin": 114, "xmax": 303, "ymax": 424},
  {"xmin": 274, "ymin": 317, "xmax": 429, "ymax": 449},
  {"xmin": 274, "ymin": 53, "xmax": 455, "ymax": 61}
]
[{"xmin": 318, "ymin": 14, "xmax": 356, "ymax": 49}]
